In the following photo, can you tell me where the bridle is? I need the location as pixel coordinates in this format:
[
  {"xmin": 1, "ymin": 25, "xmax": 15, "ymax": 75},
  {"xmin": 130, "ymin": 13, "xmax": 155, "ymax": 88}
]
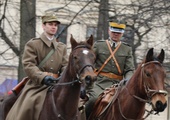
[
  {"xmin": 50, "ymin": 45, "xmax": 95, "ymax": 86},
  {"xmin": 119, "ymin": 61, "xmax": 168, "ymax": 120},
  {"xmin": 138, "ymin": 61, "xmax": 168, "ymax": 102},
  {"xmin": 49, "ymin": 45, "xmax": 95, "ymax": 120},
  {"xmin": 71, "ymin": 45, "xmax": 95, "ymax": 80}
]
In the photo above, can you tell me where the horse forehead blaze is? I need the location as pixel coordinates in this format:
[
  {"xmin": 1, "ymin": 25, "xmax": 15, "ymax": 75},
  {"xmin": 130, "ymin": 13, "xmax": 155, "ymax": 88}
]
[{"xmin": 82, "ymin": 49, "xmax": 89, "ymax": 55}]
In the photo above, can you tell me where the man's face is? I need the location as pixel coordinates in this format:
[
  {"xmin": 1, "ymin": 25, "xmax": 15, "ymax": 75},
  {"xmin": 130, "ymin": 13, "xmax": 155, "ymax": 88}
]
[
  {"xmin": 108, "ymin": 29, "xmax": 123, "ymax": 42},
  {"xmin": 42, "ymin": 22, "xmax": 59, "ymax": 36}
]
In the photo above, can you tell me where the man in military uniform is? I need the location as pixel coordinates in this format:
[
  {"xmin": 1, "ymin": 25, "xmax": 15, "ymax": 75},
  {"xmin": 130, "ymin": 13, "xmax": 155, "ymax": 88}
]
[
  {"xmin": 85, "ymin": 18, "xmax": 135, "ymax": 118},
  {"xmin": 6, "ymin": 12, "xmax": 68, "ymax": 120}
]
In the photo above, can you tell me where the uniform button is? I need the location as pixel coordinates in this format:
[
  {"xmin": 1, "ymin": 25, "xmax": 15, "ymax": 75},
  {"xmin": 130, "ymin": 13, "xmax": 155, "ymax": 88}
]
[
  {"xmin": 51, "ymin": 60, "xmax": 53, "ymax": 62},
  {"xmin": 50, "ymin": 68, "xmax": 53, "ymax": 70}
]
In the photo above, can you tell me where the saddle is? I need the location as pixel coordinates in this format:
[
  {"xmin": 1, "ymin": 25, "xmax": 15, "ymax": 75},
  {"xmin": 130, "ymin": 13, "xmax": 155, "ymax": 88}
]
[
  {"xmin": 88, "ymin": 84, "xmax": 118, "ymax": 119},
  {"xmin": 88, "ymin": 80, "xmax": 126, "ymax": 119}
]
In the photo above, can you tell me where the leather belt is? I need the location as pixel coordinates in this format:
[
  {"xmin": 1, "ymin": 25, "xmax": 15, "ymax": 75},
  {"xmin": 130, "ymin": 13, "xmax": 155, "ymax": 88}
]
[
  {"xmin": 45, "ymin": 72, "xmax": 59, "ymax": 78},
  {"xmin": 97, "ymin": 71, "xmax": 123, "ymax": 80}
]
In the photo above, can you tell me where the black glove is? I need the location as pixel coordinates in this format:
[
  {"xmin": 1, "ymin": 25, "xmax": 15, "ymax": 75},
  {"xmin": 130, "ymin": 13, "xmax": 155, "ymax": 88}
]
[{"xmin": 42, "ymin": 76, "xmax": 57, "ymax": 86}]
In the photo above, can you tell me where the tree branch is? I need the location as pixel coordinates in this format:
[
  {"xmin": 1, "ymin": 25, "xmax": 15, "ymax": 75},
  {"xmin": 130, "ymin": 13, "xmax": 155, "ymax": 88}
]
[
  {"xmin": 56, "ymin": 0, "xmax": 92, "ymax": 39},
  {"xmin": 0, "ymin": 27, "xmax": 20, "ymax": 56}
]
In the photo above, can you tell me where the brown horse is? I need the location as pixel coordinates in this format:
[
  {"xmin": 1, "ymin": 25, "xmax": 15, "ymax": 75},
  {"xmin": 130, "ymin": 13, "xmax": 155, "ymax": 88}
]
[
  {"xmin": 0, "ymin": 35, "xmax": 97, "ymax": 120},
  {"xmin": 89, "ymin": 48, "xmax": 167, "ymax": 120}
]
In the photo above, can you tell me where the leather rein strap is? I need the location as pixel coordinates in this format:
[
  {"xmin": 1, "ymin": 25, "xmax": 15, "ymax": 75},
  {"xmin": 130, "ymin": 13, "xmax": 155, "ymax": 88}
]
[{"xmin": 95, "ymin": 40, "xmax": 122, "ymax": 75}]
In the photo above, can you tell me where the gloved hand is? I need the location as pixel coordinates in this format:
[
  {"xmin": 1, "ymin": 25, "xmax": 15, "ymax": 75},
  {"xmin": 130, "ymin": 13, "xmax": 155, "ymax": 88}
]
[{"xmin": 42, "ymin": 76, "xmax": 57, "ymax": 86}]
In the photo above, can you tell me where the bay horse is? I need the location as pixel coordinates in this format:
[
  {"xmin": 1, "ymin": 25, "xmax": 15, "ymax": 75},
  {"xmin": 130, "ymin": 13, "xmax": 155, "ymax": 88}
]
[
  {"xmin": 88, "ymin": 48, "xmax": 168, "ymax": 120},
  {"xmin": 0, "ymin": 35, "xmax": 97, "ymax": 120}
]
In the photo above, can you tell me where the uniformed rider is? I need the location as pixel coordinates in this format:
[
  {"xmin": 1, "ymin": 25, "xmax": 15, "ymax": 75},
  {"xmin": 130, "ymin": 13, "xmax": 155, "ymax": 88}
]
[
  {"xmin": 6, "ymin": 12, "xmax": 68, "ymax": 120},
  {"xmin": 85, "ymin": 18, "xmax": 135, "ymax": 118}
]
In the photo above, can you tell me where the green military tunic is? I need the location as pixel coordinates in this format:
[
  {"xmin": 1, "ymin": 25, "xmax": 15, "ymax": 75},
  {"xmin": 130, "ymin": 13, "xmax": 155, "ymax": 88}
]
[
  {"xmin": 6, "ymin": 33, "xmax": 68, "ymax": 120},
  {"xmin": 85, "ymin": 40, "xmax": 135, "ymax": 116}
]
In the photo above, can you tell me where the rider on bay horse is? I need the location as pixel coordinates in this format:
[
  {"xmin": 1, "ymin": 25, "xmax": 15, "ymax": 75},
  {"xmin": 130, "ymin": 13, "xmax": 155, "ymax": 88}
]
[
  {"xmin": 6, "ymin": 12, "xmax": 68, "ymax": 120},
  {"xmin": 85, "ymin": 17, "xmax": 135, "ymax": 119}
]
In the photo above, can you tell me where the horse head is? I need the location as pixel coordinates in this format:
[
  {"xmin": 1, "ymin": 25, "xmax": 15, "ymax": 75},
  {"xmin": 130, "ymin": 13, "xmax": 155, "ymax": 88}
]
[
  {"xmin": 69, "ymin": 34, "xmax": 97, "ymax": 98},
  {"xmin": 142, "ymin": 48, "xmax": 167, "ymax": 113}
]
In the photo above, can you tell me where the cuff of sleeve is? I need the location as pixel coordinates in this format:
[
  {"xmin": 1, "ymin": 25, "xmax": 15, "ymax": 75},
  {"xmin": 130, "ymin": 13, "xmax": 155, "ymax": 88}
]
[{"xmin": 36, "ymin": 72, "xmax": 47, "ymax": 84}]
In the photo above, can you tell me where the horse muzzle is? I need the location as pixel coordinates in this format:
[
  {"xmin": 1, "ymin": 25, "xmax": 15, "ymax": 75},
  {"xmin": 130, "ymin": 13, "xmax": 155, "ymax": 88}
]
[
  {"xmin": 151, "ymin": 93, "xmax": 167, "ymax": 112},
  {"xmin": 79, "ymin": 72, "xmax": 97, "ymax": 99}
]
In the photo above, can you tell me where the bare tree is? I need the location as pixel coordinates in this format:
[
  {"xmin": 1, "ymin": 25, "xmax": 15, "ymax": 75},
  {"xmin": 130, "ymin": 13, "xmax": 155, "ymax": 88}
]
[
  {"xmin": 0, "ymin": 0, "xmax": 169, "ymax": 81},
  {"xmin": 18, "ymin": 0, "xmax": 36, "ymax": 81},
  {"xmin": 0, "ymin": 0, "xmax": 19, "ymax": 56},
  {"xmin": 102, "ymin": 0, "xmax": 170, "ymax": 66},
  {"xmin": 96, "ymin": 0, "xmax": 109, "ymax": 40}
]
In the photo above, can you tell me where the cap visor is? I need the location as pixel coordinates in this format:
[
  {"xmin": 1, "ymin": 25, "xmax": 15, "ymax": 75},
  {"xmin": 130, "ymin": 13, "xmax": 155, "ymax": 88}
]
[
  {"xmin": 46, "ymin": 19, "xmax": 60, "ymax": 24},
  {"xmin": 110, "ymin": 27, "xmax": 124, "ymax": 33}
]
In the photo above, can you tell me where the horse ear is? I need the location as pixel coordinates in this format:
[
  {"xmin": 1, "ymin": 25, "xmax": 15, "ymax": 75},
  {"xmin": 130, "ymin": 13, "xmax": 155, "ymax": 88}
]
[
  {"xmin": 157, "ymin": 49, "xmax": 165, "ymax": 63},
  {"xmin": 145, "ymin": 48, "xmax": 154, "ymax": 63},
  {"xmin": 86, "ymin": 35, "xmax": 93, "ymax": 46},
  {"xmin": 70, "ymin": 34, "xmax": 78, "ymax": 50}
]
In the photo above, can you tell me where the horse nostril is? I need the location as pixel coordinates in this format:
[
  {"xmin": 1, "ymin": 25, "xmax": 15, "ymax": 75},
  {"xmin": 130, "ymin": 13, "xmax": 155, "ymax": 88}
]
[
  {"xmin": 93, "ymin": 76, "xmax": 97, "ymax": 81},
  {"xmin": 80, "ymin": 89, "xmax": 86, "ymax": 99},
  {"xmin": 85, "ymin": 75, "xmax": 92, "ymax": 84},
  {"xmin": 155, "ymin": 101, "xmax": 167, "ymax": 112}
]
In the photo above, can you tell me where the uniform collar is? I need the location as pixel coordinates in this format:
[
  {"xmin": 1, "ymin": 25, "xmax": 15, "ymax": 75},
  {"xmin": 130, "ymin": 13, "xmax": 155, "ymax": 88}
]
[
  {"xmin": 40, "ymin": 32, "xmax": 57, "ymax": 50},
  {"xmin": 108, "ymin": 38, "xmax": 120, "ymax": 47}
]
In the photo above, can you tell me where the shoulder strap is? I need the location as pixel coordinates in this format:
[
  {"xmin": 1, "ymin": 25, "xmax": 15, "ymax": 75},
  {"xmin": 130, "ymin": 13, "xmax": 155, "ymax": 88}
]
[
  {"xmin": 38, "ymin": 49, "xmax": 55, "ymax": 68},
  {"xmin": 106, "ymin": 40, "xmax": 122, "ymax": 74},
  {"xmin": 11, "ymin": 48, "xmax": 55, "ymax": 95},
  {"xmin": 95, "ymin": 40, "xmax": 121, "ymax": 75}
]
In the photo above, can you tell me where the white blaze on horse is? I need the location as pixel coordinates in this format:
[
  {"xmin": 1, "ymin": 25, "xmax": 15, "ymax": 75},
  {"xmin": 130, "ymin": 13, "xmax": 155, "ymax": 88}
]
[{"xmin": 0, "ymin": 35, "xmax": 97, "ymax": 120}]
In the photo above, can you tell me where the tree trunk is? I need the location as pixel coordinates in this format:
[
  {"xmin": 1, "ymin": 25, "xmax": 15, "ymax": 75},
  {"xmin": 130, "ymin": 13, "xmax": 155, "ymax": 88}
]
[
  {"xmin": 96, "ymin": 0, "xmax": 109, "ymax": 41},
  {"xmin": 18, "ymin": 0, "xmax": 36, "ymax": 82}
]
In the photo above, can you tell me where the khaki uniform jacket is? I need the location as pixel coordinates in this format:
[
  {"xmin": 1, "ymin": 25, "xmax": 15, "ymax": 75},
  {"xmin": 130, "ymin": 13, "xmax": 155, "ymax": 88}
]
[
  {"xmin": 6, "ymin": 33, "xmax": 68, "ymax": 120},
  {"xmin": 89, "ymin": 40, "xmax": 135, "ymax": 97}
]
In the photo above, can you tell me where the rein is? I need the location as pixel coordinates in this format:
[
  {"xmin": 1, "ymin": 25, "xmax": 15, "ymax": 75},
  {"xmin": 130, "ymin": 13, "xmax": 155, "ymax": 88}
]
[
  {"xmin": 141, "ymin": 61, "xmax": 168, "ymax": 98},
  {"xmin": 117, "ymin": 98, "xmax": 154, "ymax": 120},
  {"xmin": 118, "ymin": 61, "xmax": 168, "ymax": 120},
  {"xmin": 49, "ymin": 45, "xmax": 94, "ymax": 86},
  {"xmin": 49, "ymin": 44, "xmax": 94, "ymax": 120},
  {"xmin": 131, "ymin": 61, "xmax": 167, "ymax": 103}
]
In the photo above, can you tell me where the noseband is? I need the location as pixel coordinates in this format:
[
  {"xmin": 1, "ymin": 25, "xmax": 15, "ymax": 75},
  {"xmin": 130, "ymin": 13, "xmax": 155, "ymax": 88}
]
[
  {"xmin": 141, "ymin": 61, "xmax": 168, "ymax": 101},
  {"xmin": 118, "ymin": 61, "xmax": 168, "ymax": 120}
]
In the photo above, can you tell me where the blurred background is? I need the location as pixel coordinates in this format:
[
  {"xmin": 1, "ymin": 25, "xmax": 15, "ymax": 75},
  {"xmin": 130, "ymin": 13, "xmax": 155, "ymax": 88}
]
[{"xmin": 0, "ymin": 0, "xmax": 169, "ymax": 119}]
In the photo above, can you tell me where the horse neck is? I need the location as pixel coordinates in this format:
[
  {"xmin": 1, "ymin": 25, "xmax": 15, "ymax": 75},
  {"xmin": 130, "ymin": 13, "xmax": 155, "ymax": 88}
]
[
  {"xmin": 126, "ymin": 65, "xmax": 147, "ymax": 98},
  {"xmin": 55, "ymin": 64, "xmax": 81, "ymax": 94},
  {"xmin": 53, "ymin": 65, "xmax": 81, "ymax": 103},
  {"xmin": 115, "ymin": 66, "xmax": 147, "ymax": 119},
  {"xmin": 50, "ymin": 66, "xmax": 81, "ymax": 119}
]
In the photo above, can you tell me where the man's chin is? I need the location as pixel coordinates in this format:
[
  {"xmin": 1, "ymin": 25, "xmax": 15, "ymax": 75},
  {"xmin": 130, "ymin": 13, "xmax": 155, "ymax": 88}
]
[
  {"xmin": 49, "ymin": 33, "xmax": 55, "ymax": 36},
  {"xmin": 112, "ymin": 39, "xmax": 119, "ymax": 42}
]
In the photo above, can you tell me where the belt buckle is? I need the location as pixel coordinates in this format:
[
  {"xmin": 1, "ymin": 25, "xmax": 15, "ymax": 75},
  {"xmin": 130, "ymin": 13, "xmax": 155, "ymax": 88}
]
[
  {"xmin": 109, "ymin": 74, "xmax": 112, "ymax": 78},
  {"xmin": 109, "ymin": 73, "xmax": 113, "ymax": 78}
]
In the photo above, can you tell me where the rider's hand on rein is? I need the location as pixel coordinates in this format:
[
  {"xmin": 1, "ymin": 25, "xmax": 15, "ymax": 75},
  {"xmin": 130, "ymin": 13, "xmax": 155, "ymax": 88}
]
[{"xmin": 42, "ymin": 76, "xmax": 58, "ymax": 86}]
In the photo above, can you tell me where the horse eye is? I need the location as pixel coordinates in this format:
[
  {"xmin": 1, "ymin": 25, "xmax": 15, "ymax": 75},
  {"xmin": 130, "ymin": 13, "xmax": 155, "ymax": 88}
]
[{"xmin": 145, "ymin": 72, "xmax": 151, "ymax": 77}]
